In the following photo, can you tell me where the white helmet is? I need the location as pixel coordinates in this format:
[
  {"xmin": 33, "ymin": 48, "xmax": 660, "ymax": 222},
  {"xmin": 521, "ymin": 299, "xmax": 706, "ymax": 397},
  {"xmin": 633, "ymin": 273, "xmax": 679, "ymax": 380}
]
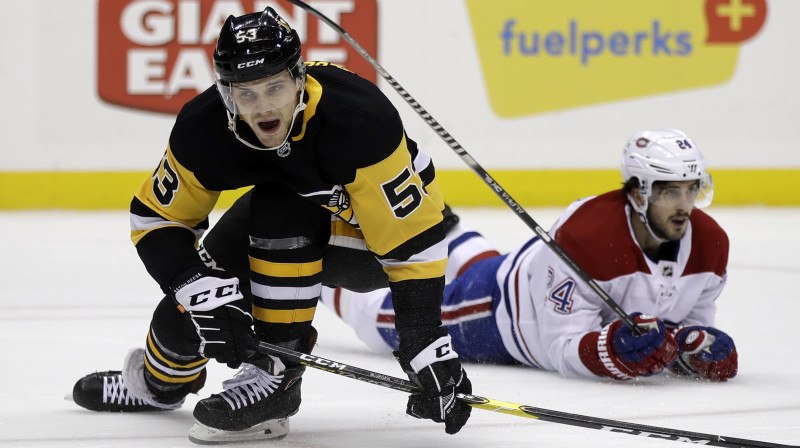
[{"xmin": 621, "ymin": 128, "xmax": 713, "ymax": 214}]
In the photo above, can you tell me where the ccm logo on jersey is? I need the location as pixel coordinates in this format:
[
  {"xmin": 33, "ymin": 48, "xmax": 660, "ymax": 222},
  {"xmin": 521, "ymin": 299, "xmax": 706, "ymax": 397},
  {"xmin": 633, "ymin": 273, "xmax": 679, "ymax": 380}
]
[{"xmin": 435, "ymin": 342, "xmax": 452, "ymax": 358}]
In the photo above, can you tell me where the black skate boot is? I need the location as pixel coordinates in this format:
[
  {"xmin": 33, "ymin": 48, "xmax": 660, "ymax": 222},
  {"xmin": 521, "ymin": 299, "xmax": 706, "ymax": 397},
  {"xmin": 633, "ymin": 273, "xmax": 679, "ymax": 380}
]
[
  {"xmin": 72, "ymin": 348, "xmax": 206, "ymax": 412},
  {"xmin": 188, "ymin": 328, "xmax": 317, "ymax": 444}
]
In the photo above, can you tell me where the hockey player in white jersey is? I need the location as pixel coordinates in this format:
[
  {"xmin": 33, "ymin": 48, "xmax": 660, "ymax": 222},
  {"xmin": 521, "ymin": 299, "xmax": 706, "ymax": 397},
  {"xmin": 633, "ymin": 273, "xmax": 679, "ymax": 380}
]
[{"xmin": 323, "ymin": 129, "xmax": 737, "ymax": 382}]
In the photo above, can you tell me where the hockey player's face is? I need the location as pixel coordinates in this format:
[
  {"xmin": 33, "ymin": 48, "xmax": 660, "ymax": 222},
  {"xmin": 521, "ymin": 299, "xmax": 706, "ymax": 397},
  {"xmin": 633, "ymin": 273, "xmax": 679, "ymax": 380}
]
[
  {"xmin": 646, "ymin": 180, "xmax": 697, "ymax": 240},
  {"xmin": 232, "ymin": 71, "xmax": 302, "ymax": 147}
]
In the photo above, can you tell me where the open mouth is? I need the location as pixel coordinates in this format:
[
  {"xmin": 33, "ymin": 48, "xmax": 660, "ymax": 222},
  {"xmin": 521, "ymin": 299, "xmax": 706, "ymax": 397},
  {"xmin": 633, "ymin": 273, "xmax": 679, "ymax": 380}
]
[
  {"xmin": 257, "ymin": 119, "xmax": 280, "ymax": 133},
  {"xmin": 671, "ymin": 215, "xmax": 688, "ymax": 227}
]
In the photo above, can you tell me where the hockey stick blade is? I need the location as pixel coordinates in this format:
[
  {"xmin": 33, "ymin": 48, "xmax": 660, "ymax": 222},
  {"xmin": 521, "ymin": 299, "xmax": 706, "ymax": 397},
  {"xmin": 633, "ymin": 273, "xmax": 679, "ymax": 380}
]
[
  {"xmin": 283, "ymin": 0, "xmax": 641, "ymax": 333},
  {"xmin": 250, "ymin": 339, "xmax": 795, "ymax": 448}
]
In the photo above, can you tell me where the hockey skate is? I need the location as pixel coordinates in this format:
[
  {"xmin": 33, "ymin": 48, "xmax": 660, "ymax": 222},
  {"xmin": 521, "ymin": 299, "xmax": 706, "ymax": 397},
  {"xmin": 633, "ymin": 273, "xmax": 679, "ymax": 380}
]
[
  {"xmin": 188, "ymin": 329, "xmax": 317, "ymax": 444},
  {"xmin": 72, "ymin": 348, "xmax": 206, "ymax": 412}
]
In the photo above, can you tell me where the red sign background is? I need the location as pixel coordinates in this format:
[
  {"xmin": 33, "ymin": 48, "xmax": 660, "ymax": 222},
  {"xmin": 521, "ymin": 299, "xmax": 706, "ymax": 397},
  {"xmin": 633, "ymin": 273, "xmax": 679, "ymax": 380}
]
[
  {"xmin": 705, "ymin": 0, "xmax": 767, "ymax": 43},
  {"xmin": 97, "ymin": 0, "xmax": 378, "ymax": 114}
]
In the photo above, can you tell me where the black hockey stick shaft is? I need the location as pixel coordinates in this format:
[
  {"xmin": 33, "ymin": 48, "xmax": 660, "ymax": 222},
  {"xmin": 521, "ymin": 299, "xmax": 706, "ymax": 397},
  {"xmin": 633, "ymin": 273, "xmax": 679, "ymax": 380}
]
[
  {"xmin": 284, "ymin": 0, "xmax": 639, "ymax": 333},
  {"xmin": 251, "ymin": 339, "xmax": 794, "ymax": 448}
]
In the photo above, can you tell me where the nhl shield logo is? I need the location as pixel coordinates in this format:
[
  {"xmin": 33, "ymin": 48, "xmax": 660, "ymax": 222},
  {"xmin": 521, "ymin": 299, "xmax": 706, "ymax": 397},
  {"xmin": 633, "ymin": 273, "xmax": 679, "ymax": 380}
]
[{"xmin": 277, "ymin": 141, "xmax": 292, "ymax": 157}]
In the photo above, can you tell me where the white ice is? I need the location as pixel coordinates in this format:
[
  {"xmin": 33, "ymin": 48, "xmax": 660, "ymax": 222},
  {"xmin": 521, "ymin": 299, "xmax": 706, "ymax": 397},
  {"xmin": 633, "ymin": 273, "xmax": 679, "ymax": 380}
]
[{"xmin": 1, "ymin": 206, "xmax": 798, "ymax": 447}]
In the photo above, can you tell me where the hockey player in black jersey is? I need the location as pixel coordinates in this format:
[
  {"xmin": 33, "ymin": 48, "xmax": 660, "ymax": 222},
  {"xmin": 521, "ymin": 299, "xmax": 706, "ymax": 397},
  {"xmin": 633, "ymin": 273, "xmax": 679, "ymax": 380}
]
[{"xmin": 72, "ymin": 7, "xmax": 471, "ymax": 444}]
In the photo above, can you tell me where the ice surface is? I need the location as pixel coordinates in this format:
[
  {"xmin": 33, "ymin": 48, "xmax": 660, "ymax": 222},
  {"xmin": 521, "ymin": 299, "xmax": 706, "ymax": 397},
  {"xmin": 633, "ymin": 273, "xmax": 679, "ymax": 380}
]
[{"xmin": 1, "ymin": 207, "xmax": 798, "ymax": 447}]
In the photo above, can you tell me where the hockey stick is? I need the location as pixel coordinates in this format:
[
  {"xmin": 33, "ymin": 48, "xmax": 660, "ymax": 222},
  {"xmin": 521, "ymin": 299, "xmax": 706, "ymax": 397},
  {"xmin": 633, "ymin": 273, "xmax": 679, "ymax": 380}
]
[
  {"xmin": 251, "ymin": 339, "xmax": 795, "ymax": 448},
  {"xmin": 284, "ymin": 0, "xmax": 640, "ymax": 333}
]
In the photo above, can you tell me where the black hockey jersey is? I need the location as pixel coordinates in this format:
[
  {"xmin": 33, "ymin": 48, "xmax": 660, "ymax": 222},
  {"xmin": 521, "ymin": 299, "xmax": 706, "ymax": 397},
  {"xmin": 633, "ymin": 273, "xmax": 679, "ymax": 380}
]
[{"xmin": 130, "ymin": 62, "xmax": 447, "ymax": 345}]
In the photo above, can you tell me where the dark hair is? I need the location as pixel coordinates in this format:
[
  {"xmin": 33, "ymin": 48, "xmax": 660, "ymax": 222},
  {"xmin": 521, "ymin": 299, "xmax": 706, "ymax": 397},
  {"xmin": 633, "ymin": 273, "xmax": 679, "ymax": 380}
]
[
  {"xmin": 622, "ymin": 177, "xmax": 640, "ymax": 195},
  {"xmin": 623, "ymin": 178, "xmax": 700, "ymax": 197}
]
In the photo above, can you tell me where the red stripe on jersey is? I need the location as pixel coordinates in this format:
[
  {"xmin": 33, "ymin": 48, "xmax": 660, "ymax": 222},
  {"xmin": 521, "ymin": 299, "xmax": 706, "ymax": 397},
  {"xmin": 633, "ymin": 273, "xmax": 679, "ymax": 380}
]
[
  {"xmin": 441, "ymin": 301, "xmax": 492, "ymax": 323},
  {"xmin": 578, "ymin": 331, "xmax": 610, "ymax": 378},
  {"xmin": 457, "ymin": 250, "xmax": 502, "ymax": 277},
  {"xmin": 379, "ymin": 301, "xmax": 491, "ymax": 328},
  {"xmin": 376, "ymin": 313, "xmax": 395, "ymax": 324},
  {"xmin": 333, "ymin": 287, "xmax": 343, "ymax": 318}
]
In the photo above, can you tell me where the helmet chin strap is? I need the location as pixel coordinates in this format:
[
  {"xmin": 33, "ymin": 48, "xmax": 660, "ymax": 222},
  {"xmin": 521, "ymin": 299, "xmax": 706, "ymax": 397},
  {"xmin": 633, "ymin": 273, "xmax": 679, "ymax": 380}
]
[
  {"xmin": 226, "ymin": 80, "xmax": 307, "ymax": 154},
  {"xmin": 627, "ymin": 193, "xmax": 669, "ymax": 243}
]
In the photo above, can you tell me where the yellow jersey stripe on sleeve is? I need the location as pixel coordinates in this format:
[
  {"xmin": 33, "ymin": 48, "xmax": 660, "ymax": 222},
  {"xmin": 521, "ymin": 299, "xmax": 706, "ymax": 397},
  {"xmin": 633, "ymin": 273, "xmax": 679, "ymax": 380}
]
[
  {"xmin": 330, "ymin": 219, "xmax": 364, "ymax": 239},
  {"xmin": 133, "ymin": 146, "xmax": 220, "ymax": 230},
  {"xmin": 382, "ymin": 258, "xmax": 448, "ymax": 282},
  {"xmin": 130, "ymin": 222, "xmax": 202, "ymax": 246}
]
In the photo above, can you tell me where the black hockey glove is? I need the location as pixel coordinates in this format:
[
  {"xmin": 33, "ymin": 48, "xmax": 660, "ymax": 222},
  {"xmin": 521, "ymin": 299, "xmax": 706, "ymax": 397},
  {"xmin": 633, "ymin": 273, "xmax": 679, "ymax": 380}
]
[
  {"xmin": 395, "ymin": 334, "xmax": 472, "ymax": 434},
  {"xmin": 171, "ymin": 269, "xmax": 254, "ymax": 368}
]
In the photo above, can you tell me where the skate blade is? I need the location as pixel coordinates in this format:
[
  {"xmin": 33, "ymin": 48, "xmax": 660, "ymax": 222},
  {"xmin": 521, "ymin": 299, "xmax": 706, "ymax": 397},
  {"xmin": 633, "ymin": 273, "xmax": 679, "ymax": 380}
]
[{"xmin": 188, "ymin": 418, "xmax": 289, "ymax": 445}]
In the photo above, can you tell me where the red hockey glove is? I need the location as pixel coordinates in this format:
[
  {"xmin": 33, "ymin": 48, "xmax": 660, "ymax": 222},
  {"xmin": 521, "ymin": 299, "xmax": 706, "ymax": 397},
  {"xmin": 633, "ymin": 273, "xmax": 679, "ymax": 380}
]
[
  {"xmin": 671, "ymin": 326, "xmax": 737, "ymax": 381},
  {"xmin": 598, "ymin": 313, "xmax": 678, "ymax": 380}
]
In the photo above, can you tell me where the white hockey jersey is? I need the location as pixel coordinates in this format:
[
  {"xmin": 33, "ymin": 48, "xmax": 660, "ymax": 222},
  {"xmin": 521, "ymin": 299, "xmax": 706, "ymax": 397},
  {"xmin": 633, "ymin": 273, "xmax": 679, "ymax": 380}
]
[{"xmin": 494, "ymin": 190, "xmax": 728, "ymax": 379}]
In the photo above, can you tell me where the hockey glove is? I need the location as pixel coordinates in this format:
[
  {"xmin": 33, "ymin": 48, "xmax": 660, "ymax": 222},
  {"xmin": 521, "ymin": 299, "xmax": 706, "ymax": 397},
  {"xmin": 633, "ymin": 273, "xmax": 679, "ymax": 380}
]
[
  {"xmin": 171, "ymin": 269, "xmax": 254, "ymax": 368},
  {"xmin": 598, "ymin": 313, "xmax": 678, "ymax": 379},
  {"xmin": 671, "ymin": 326, "xmax": 737, "ymax": 381},
  {"xmin": 395, "ymin": 334, "xmax": 472, "ymax": 434}
]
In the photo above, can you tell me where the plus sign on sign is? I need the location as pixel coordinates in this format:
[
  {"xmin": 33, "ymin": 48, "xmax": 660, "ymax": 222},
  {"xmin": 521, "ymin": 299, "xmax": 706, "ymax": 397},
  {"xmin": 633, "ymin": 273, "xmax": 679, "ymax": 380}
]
[
  {"xmin": 705, "ymin": 0, "xmax": 766, "ymax": 43},
  {"xmin": 97, "ymin": 0, "xmax": 378, "ymax": 114}
]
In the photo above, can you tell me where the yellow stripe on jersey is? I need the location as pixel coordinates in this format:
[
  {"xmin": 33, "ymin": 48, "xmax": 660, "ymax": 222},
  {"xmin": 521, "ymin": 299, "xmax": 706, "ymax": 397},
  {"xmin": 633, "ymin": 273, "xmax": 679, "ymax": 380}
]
[
  {"xmin": 294, "ymin": 74, "xmax": 322, "ymax": 141},
  {"xmin": 146, "ymin": 333, "xmax": 208, "ymax": 370},
  {"xmin": 248, "ymin": 256, "xmax": 323, "ymax": 277},
  {"xmin": 131, "ymin": 223, "xmax": 197, "ymax": 246},
  {"xmin": 383, "ymin": 258, "xmax": 449, "ymax": 283},
  {"xmin": 346, "ymin": 135, "xmax": 444, "ymax": 256},
  {"xmin": 321, "ymin": 203, "xmax": 355, "ymax": 223},
  {"xmin": 131, "ymin": 146, "xmax": 220, "ymax": 245},
  {"xmin": 423, "ymin": 177, "xmax": 445, "ymax": 211},
  {"xmin": 330, "ymin": 219, "xmax": 364, "ymax": 239},
  {"xmin": 252, "ymin": 305, "xmax": 317, "ymax": 324},
  {"xmin": 143, "ymin": 356, "xmax": 205, "ymax": 384}
]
